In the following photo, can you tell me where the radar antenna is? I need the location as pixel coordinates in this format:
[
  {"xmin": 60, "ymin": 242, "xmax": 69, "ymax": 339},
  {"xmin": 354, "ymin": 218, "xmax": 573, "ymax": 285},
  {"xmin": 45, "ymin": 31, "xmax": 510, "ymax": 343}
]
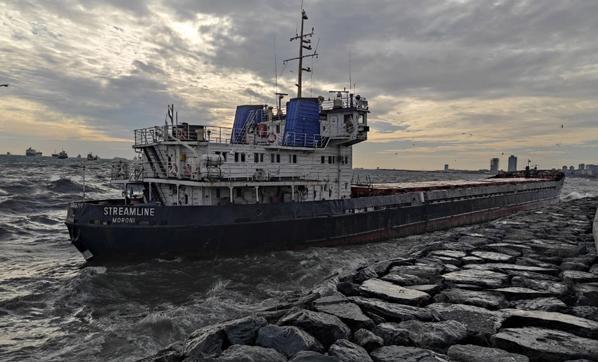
[{"xmin": 283, "ymin": 7, "xmax": 318, "ymax": 98}]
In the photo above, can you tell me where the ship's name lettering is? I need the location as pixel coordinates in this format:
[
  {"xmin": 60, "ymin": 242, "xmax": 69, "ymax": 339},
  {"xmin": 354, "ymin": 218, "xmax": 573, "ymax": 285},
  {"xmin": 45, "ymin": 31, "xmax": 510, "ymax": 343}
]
[{"xmin": 103, "ymin": 207, "xmax": 155, "ymax": 217}]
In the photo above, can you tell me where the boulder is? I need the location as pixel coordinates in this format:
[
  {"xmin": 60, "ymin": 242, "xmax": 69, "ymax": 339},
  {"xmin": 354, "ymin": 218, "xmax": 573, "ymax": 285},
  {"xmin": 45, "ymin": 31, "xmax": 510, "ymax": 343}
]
[
  {"xmin": 471, "ymin": 251, "xmax": 515, "ymax": 263},
  {"xmin": 510, "ymin": 297, "xmax": 567, "ymax": 312},
  {"xmin": 483, "ymin": 243, "xmax": 523, "ymax": 257},
  {"xmin": 183, "ymin": 324, "xmax": 226, "ymax": 359},
  {"xmin": 218, "ymin": 345, "xmax": 286, "ymax": 362},
  {"xmin": 491, "ymin": 327, "xmax": 598, "ymax": 361},
  {"xmin": 573, "ymin": 283, "xmax": 598, "ymax": 306},
  {"xmin": 510, "ymin": 276, "xmax": 569, "ymax": 296},
  {"xmin": 492, "ymin": 287, "xmax": 553, "ymax": 300},
  {"xmin": 569, "ymin": 306, "xmax": 598, "ymax": 322},
  {"xmin": 427, "ymin": 303, "xmax": 505, "ymax": 339},
  {"xmin": 397, "ymin": 319, "xmax": 468, "ymax": 351},
  {"xmin": 429, "ymin": 250, "xmax": 466, "ymax": 259},
  {"xmin": 349, "ymin": 296, "xmax": 434, "ymax": 322},
  {"xmin": 528, "ymin": 239, "xmax": 585, "ymax": 258},
  {"xmin": 442, "ymin": 269, "xmax": 508, "ymax": 288},
  {"xmin": 562, "ymin": 270, "xmax": 598, "ymax": 284},
  {"xmin": 462, "ymin": 256, "xmax": 484, "ymax": 264},
  {"xmin": 337, "ymin": 281, "xmax": 361, "ymax": 296},
  {"xmin": 500, "ymin": 309, "xmax": 598, "ymax": 338},
  {"xmin": 328, "ymin": 339, "xmax": 372, "ymax": 362},
  {"xmin": 289, "ymin": 350, "xmax": 339, "ymax": 361},
  {"xmin": 407, "ymin": 284, "xmax": 443, "ymax": 295},
  {"xmin": 370, "ymin": 345, "xmax": 448, "ymax": 362},
  {"xmin": 256, "ymin": 324, "xmax": 324, "ymax": 358},
  {"xmin": 464, "ymin": 263, "xmax": 559, "ymax": 275},
  {"xmin": 433, "ymin": 288, "xmax": 507, "ymax": 309},
  {"xmin": 353, "ymin": 266, "xmax": 378, "ymax": 284},
  {"xmin": 223, "ymin": 316, "xmax": 268, "ymax": 345},
  {"xmin": 312, "ymin": 300, "xmax": 375, "ymax": 330},
  {"xmin": 382, "ymin": 273, "xmax": 433, "ymax": 286},
  {"xmin": 373, "ymin": 322, "xmax": 411, "ymax": 345},
  {"xmin": 447, "ymin": 344, "xmax": 529, "ymax": 362},
  {"xmin": 353, "ymin": 328, "xmax": 383, "ymax": 351},
  {"xmin": 360, "ymin": 279, "xmax": 430, "ymax": 305},
  {"xmin": 389, "ymin": 264, "xmax": 445, "ymax": 279},
  {"xmin": 370, "ymin": 257, "xmax": 415, "ymax": 275},
  {"xmin": 503, "ymin": 269, "xmax": 560, "ymax": 281},
  {"xmin": 279, "ymin": 309, "xmax": 350, "ymax": 348}
]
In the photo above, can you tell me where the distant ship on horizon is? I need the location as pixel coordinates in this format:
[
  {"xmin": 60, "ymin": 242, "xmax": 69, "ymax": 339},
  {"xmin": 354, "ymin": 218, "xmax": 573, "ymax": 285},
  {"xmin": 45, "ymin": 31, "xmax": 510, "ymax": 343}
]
[
  {"xmin": 87, "ymin": 152, "xmax": 99, "ymax": 161},
  {"xmin": 25, "ymin": 147, "xmax": 42, "ymax": 157},
  {"xmin": 52, "ymin": 150, "xmax": 68, "ymax": 159}
]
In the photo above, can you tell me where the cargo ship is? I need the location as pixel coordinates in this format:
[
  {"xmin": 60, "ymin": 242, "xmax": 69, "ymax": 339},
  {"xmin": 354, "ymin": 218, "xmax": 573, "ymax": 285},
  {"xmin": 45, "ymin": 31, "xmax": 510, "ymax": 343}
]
[
  {"xmin": 65, "ymin": 9, "xmax": 564, "ymax": 262},
  {"xmin": 25, "ymin": 147, "xmax": 42, "ymax": 156}
]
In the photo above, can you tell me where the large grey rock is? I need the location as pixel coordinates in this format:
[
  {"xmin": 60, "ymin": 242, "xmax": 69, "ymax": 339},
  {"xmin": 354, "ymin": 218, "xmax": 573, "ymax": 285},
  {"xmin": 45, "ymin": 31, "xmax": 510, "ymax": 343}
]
[
  {"xmin": 279, "ymin": 309, "xmax": 350, "ymax": 347},
  {"xmin": 183, "ymin": 324, "xmax": 226, "ymax": 359},
  {"xmin": 510, "ymin": 297, "xmax": 567, "ymax": 312},
  {"xmin": 289, "ymin": 350, "xmax": 338, "ymax": 362},
  {"xmin": 373, "ymin": 322, "xmax": 411, "ymax": 345},
  {"xmin": 370, "ymin": 257, "xmax": 414, "ymax": 275},
  {"xmin": 471, "ymin": 251, "xmax": 515, "ymax": 262},
  {"xmin": 382, "ymin": 273, "xmax": 433, "ymax": 286},
  {"xmin": 483, "ymin": 243, "xmax": 523, "ymax": 257},
  {"xmin": 510, "ymin": 276, "xmax": 569, "ymax": 296},
  {"xmin": 397, "ymin": 319, "xmax": 468, "ymax": 351},
  {"xmin": 328, "ymin": 339, "xmax": 372, "ymax": 362},
  {"xmin": 427, "ymin": 303, "xmax": 505, "ymax": 339},
  {"xmin": 359, "ymin": 279, "xmax": 430, "ymax": 305},
  {"xmin": 389, "ymin": 264, "xmax": 445, "ymax": 279},
  {"xmin": 429, "ymin": 250, "xmax": 467, "ymax": 259},
  {"xmin": 349, "ymin": 296, "xmax": 433, "ymax": 322},
  {"xmin": 491, "ymin": 327, "xmax": 598, "ymax": 361},
  {"xmin": 569, "ymin": 306, "xmax": 598, "ymax": 322},
  {"xmin": 352, "ymin": 266, "xmax": 378, "ymax": 284},
  {"xmin": 407, "ymin": 284, "xmax": 443, "ymax": 294},
  {"xmin": 528, "ymin": 239, "xmax": 585, "ymax": 258},
  {"xmin": 370, "ymin": 346, "xmax": 448, "ymax": 362},
  {"xmin": 503, "ymin": 269, "xmax": 560, "ymax": 281},
  {"xmin": 562, "ymin": 270, "xmax": 598, "ymax": 283},
  {"xmin": 500, "ymin": 309, "xmax": 598, "ymax": 338},
  {"xmin": 218, "ymin": 344, "xmax": 287, "ymax": 362},
  {"xmin": 492, "ymin": 287, "xmax": 553, "ymax": 300},
  {"xmin": 433, "ymin": 288, "xmax": 507, "ymax": 309},
  {"xmin": 464, "ymin": 263, "xmax": 559, "ymax": 275},
  {"xmin": 447, "ymin": 344, "xmax": 529, "ymax": 362},
  {"xmin": 442, "ymin": 269, "xmax": 508, "ymax": 288},
  {"xmin": 256, "ymin": 324, "xmax": 324, "ymax": 358},
  {"xmin": 353, "ymin": 328, "xmax": 383, "ymax": 351},
  {"xmin": 312, "ymin": 300, "xmax": 375, "ymax": 330},
  {"xmin": 573, "ymin": 283, "xmax": 598, "ymax": 306},
  {"xmin": 223, "ymin": 316, "xmax": 268, "ymax": 345}
]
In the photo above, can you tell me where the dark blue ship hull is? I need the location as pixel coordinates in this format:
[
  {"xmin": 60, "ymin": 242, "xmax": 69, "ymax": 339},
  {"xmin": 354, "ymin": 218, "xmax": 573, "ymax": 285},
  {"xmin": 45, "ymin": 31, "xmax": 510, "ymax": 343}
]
[{"xmin": 65, "ymin": 177, "xmax": 563, "ymax": 262}]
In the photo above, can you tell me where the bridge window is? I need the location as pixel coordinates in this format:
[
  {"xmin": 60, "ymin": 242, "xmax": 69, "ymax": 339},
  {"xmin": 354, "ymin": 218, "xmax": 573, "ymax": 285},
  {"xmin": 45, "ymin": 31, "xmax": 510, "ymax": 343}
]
[
  {"xmin": 241, "ymin": 153, "xmax": 246, "ymax": 162},
  {"xmin": 292, "ymin": 155, "xmax": 297, "ymax": 163},
  {"xmin": 270, "ymin": 153, "xmax": 275, "ymax": 163},
  {"xmin": 234, "ymin": 152, "xmax": 239, "ymax": 162},
  {"xmin": 276, "ymin": 154, "xmax": 280, "ymax": 163},
  {"xmin": 260, "ymin": 153, "xmax": 264, "ymax": 162},
  {"xmin": 321, "ymin": 156, "xmax": 325, "ymax": 164},
  {"xmin": 254, "ymin": 153, "xmax": 259, "ymax": 163}
]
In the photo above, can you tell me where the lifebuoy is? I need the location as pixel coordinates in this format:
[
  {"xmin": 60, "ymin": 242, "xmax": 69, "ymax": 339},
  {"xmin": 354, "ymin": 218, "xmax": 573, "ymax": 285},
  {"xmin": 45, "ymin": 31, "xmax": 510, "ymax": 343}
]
[
  {"xmin": 267, "ymin": 133, "xmax": 277, "ymax": 143},
  {"xmin": 183, "ymin": 163, "xmax": 191, "ymax": 177}
]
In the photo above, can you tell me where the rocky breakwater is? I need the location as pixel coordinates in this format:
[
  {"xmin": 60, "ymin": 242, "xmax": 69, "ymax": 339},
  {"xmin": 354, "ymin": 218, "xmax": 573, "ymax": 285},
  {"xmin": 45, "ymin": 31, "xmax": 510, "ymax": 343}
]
[{"xmin": 142, "ymin": 197, "xmax": 598, "ymax": 362}]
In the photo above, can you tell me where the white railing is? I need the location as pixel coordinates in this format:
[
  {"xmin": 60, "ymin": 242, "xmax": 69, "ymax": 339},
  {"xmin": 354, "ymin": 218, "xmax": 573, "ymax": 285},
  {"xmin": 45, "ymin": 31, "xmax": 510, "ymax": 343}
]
[{"xmin": 134, "ymin": 125, "xmax": 233, "ymax": 146}]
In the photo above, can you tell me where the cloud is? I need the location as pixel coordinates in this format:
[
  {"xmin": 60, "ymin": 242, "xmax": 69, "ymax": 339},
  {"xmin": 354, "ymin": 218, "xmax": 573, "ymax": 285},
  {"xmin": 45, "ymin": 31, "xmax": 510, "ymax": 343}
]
[{"xmin": 0, "ymin": 0, "xmax": 597, "ymax": 168}]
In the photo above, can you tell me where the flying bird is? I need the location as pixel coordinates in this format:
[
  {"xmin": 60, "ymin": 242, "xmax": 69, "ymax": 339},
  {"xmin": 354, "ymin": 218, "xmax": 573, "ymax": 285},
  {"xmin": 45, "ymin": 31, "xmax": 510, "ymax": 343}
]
[{"xmin": 0, "ymin": 84, "xmax": 8, "ymax": 87}]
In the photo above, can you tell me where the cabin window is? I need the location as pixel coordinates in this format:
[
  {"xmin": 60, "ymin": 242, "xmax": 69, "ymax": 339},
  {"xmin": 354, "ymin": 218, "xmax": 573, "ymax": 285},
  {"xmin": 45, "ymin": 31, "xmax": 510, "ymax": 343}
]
[
  {"xmin": 321, "ymin": 156, "xmax": 325, "ymax": 164},
  {"xmin": 276, "ymin": 124, "xmax": 280, "ymax": 133},
  {"xmin": 271, "ymin": 153, "xmax": 275, "ymax": 163},
  {"xmin": 234, "ymin": 152, "xmax": 239, "ymax": 162},
  {"xmin": 236, "ymin": 188, "xmax": 242, "ymax": 198},
  {"xmin": 292, "ymin": 155, "xmax": 297, "ymax": 164},
  {"xmin": 345, "ymin": 182, "xmax": 348, "ymax": 190},
  {"xmin": 344, "ymin": 156, "xmax": 348, "ymax": 164},
  {"xmin": 276, "ymin": 154, "xmax": 280, "ymax": 163},
  {"xmin": 260, "ymin": 153, "xmax": 264, "ymax": 162},
  {"xmin": 254, "ymin": 153, "xmax": 259, "ymax": 163},
  {"xmin": 241, "ymin": 153, "xmax": 246, "ymax": 162},
  {"xmin": 329, "ymin": 189, "xmax": 332, "ymax": 197},
  {"xmin": 328, "ymin": 156, "xmax": 334, "ymax": 164},
  {"xmin": 313, "ymin": 189, "xmax": 317, "ymax": 199}
]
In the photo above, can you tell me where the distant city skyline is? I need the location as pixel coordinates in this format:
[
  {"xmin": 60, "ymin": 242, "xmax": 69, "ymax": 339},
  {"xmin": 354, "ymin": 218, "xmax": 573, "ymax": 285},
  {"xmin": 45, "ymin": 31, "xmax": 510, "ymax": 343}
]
[{"xmin": 1, "ymin": 1, "xmax": 598, "ymax": 170}]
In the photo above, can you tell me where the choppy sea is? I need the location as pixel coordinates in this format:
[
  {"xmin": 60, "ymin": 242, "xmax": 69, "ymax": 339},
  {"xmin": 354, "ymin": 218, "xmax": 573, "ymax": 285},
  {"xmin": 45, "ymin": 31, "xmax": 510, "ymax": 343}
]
[{"xmin": 0, "ymin": 156, "xmax": 595, "ymax": 361}]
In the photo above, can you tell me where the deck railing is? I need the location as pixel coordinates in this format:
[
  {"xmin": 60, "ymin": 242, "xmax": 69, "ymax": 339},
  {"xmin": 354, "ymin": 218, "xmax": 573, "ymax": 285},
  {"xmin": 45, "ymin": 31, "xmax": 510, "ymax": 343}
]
[{"xmin": 134, "ymin": 125, "xmax": 233, "ymax": 146}]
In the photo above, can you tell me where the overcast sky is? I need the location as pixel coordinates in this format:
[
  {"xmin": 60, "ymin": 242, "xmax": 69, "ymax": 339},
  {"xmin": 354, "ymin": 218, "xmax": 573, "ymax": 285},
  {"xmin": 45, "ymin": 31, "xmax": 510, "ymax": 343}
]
[{"xmin": 1, "ymin": 0, "xmax": 597, "ymax": 170}]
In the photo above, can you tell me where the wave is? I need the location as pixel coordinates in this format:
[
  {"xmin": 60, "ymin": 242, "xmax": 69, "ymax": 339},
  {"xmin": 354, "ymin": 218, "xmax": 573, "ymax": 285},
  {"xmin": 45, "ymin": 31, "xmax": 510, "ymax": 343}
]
[{"xmin": 561, "ymin": 191, "xmax": 595, "ymax": 201}]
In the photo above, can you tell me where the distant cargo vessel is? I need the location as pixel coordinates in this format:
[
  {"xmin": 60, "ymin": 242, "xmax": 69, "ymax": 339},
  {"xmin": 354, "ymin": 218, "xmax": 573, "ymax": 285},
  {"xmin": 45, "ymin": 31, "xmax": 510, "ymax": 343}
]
[
  {"xmin": 52, "ymin": 150, "xmax": 68, "ymax": 159},
  {"xmin": 25, "ymin": 147, "xmax": 42, "ymax": 156},
  {"xmin": 65, "ymin": 9, "xmax": 564, "ymax": 262}
]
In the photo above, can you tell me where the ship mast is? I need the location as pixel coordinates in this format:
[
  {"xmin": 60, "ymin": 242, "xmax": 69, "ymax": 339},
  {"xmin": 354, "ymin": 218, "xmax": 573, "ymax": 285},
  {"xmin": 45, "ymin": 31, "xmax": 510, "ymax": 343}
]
[{"xmin": 284, "ymin": 8, "xmax": 318, "ymax": 98}]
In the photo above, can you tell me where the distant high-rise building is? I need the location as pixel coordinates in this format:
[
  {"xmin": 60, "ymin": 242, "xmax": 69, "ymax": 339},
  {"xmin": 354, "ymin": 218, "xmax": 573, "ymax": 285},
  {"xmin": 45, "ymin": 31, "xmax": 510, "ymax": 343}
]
[
  {"xmin": 579, "ymin": 163, "xmax": 585, "ymax": 170},
  {"xmin": 508, "ymin": 155, "xmax": 517, "ymax": 172},
  {"xmin": 569, "ymin": 166, "xmax": 575, "ymax": 171},
  {"xmin": 444, "ymin": 164, "xmax": 449, "ymax": 172},
  {"xmin": 562, "ymin": 165, "xmax": 568, "ymax": 171},
  {"xmin": 490, "ymin": 158, "xmax": 500, "ymax": 172}
]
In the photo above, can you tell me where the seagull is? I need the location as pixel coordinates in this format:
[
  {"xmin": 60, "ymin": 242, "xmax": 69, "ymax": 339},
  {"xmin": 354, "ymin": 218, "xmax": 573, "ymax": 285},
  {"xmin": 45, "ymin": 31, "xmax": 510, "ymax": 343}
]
[{"xmin": 0, "ymin": 84, "xmax": 8, "ymax": 87}]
